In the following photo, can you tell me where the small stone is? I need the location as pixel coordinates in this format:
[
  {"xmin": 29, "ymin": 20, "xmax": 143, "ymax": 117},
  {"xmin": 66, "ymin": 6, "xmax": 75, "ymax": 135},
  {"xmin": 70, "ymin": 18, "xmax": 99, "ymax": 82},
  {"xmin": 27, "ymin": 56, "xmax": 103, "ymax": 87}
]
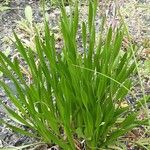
[
  {"xmin": 0, "ymin": 140, "xmax": 3, "ymax": 148},
  {"xmin": 48, "ymin": 145, "xmax": 59, "ymax": 150},
  {"xmin": 33, "ymin": 144, "xmax": 48, "ymax": 150}
]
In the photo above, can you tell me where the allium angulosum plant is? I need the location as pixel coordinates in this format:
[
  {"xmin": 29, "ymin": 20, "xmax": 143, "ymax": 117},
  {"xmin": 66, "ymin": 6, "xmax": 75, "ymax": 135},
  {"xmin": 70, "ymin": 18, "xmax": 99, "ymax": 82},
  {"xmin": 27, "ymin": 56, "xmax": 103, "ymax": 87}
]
[{"xmin": 0, "ymin": 1, "xmax": 149, "ymax": 149}]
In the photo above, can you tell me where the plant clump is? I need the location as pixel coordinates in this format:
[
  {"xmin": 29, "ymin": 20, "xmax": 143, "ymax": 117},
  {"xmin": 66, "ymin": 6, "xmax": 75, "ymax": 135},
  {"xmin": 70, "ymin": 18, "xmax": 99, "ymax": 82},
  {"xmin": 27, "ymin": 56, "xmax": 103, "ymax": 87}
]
[{"xmin": 0, "ymin": 1, "xmax": 149, "ymax": 149}]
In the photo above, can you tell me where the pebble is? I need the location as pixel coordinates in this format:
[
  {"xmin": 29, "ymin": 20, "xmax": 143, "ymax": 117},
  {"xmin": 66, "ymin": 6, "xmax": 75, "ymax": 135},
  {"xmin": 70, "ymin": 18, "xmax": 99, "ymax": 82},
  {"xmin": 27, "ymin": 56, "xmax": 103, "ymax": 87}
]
[{"xmin": 0, "ymin": 140, "xmax": 3, "ymax": 148}]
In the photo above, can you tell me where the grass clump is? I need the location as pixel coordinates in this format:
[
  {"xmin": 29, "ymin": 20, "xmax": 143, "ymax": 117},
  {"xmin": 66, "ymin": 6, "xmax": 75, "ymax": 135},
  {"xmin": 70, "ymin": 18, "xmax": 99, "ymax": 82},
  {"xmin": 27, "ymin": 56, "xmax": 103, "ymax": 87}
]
[{"xmin": 0, "ymin": 1, "xmax": 149, "ymax": 149}]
